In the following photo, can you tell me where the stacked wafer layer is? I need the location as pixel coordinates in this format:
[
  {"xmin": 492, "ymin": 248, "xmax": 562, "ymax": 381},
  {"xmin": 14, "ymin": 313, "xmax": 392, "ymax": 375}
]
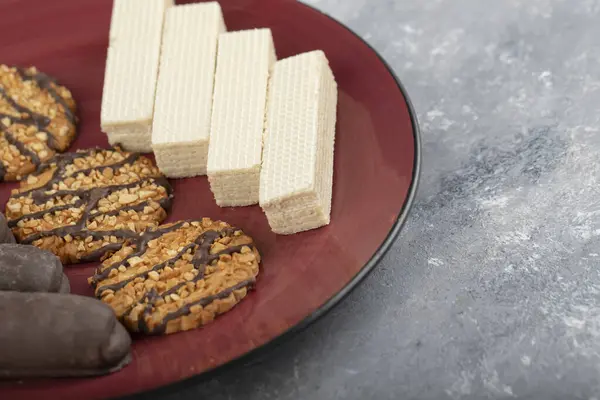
[
  {"xmin": 101, "ymin": 0, "xmax": 172, "ymax": 152},
  {"xmin": 99, "ymin": 1, "xmax": 339, "ymax": 235},
  {"xmin": 207, "ymin": 29, "xmax": 276, "ymax": 206},
  {"xmin": 151, "ymin": 3, "xmax": 226, "ymax": 177},
  {"xmin": 259, "ymin": 51, "xmax": 338, "ymax": 234}
]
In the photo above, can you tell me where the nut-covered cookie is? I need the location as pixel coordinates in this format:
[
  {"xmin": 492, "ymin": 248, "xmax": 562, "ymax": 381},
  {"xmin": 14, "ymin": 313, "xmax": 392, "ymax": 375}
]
[
  {"xmin": 5, "ymin": 147, "xmax": 173, "ymax": 265},
  {"xmin": 0, "ymin": 65, "xmax": 77, "ymax": 182},
  {"xmin": 89, "ymin": 219, "xmax": 260, "ymax": 335}
]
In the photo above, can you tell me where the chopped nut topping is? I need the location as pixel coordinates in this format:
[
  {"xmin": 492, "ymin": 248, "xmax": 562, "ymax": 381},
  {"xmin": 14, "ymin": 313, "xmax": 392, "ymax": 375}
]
[
  {"xmin": 89, "ymin": 219, "xmax": 260, "ymax": 335},
  {"xmin": 5, "ymin": 147, "xmax": 172, "ymax": 265},
  {"xmin": 0, "ymin": 65, "xmax": 77, "ymax": 181}
]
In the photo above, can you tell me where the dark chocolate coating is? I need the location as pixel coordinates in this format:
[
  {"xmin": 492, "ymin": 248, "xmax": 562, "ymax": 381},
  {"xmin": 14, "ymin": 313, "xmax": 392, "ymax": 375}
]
[
  {"xmin": 0, "ymin": 213, "xmax": 15, "ymax": 244},
  {"xmin": 59, "ymin": 273, "xmax": 70, "ymax": 294},
  {"xmin": 0, "ymin": 292, "xmax": 131, "ymax": 378},
  {"xmin": 0, "ymin": 243, "xmax": 67, "ymax": 293}
]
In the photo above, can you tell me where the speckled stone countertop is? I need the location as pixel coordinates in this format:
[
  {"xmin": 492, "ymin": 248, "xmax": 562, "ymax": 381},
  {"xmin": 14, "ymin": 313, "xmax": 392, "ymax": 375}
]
[{"xmin": 165, "ymin": 0, "xmax": 600, "ymax": 399}]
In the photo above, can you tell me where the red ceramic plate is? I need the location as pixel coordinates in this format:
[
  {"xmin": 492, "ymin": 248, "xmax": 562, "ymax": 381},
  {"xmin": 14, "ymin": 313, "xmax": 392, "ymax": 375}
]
[{"xmin": 0, "ymin": 0, "xmax": 420, "ymax": 398}]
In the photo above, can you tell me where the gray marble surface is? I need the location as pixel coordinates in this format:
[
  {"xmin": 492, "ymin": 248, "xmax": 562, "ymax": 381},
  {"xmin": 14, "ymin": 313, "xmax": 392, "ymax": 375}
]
[{"xmin": 164, "ymin": 0, "xmax": 600, "ymax": 399}]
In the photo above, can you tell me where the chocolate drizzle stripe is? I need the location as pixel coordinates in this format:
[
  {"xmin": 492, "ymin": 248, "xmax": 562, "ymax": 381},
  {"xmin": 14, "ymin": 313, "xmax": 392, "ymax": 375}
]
[
  {"xmin": 44, "ymin": 130, "xmax": 60, "ymax": 151},
  {"xmin": 16, "ymin": 181, "xmax": 162, "ymax": 246},
  {"xmin": 19, "ymin": 223, "xmax": 80, "ymax": 244},
  {"xmin": 91, "ymin": 221, "xmax": 188, "ymax": 286},
  {"xmin": 190, "ymin": 230, "xmax": 220, "ymax": 274},
  {"xmin": 33, "ymin": 148, "xmax": 96, "ymax": 175},
  {"xmin": 93, "ymin": 227, "xmax": 242, "ymax": 295},
  {"xmin": 89, "ymin": 200, "xmax": 153, "ymax": 219},
  {"xmin": 12, "ymin": 151, "xmax": 143, "ymax": 201},
  {"xmin": 20, "ymin": 224, "xmax": 141, "ymax": 246},
  {"xmin": 80, "ymin": 230, "xmax": 139, "ymax": 242},
  {"xmin": 10, "ymin": 153, "xmax": 172, "ymax": 204},
  {"xmin": 95, "ymin": 235, "xmax": 193, "ymax": 284},
  {"xmin": 0, "ymin": 86, "xmax": 33, "ymax": 118},
  {"xmin": 87, "ymin": 220, "xmax": 257, "ymax": 334},
  {"xmin": 0, "ymin": 160, "xmax": 5, "ymax": 182},
  {"xmin": 78, "ymin": 242, "xmax": 125, "ymax": 264},
  {"xmin": 151, "ymin": 221, "xmax": 190, "ymax": 237},
  {"xmin": 8, "ymin": 178, "xmax": 170, "ymax": 232},
  {"xmin": 17, "ymin": 67, "xmax": 76, "ymax": 125},
  {"xmin": 83, "ymin": 187, "xmax": 110, "ymax": 218},
  {"xmin": 146, "ymin": 279, "xmax": 256, "ymax": 335},
  {"xmin": 147, "ymin": 230, "xmax": 220, "ymax": 291},
  {"xmin": 69, "ymin": 152, "xmax": 140, "ymax": 179},
  {"xmin": 0, "ymin": 68, "xmax": 72, "ymax": 175},
  {"xmin": 117, "ymin": 229, "xmax": 253, "ymax": 326},
  {"xmin": 157, "ymin": 243, "xmax": 253, "ymax": 301},
  {"xmin": 15, "ymin": 185, "xmax": 108, "ymax": 242},
  {"xmin": 0, "ymin": 112, "xmax": 34, "ymax": 125},
  {"xmin": 94, "ymin": 242, "xmax": 192, "ymax": 294},
  {"xmin": 91, "ymin": 224, "xmax": 245, "ymax": 292},
  {"xmin": 7, "ymin": 199, "xmax": 86, "ymax": 228},
  {"xmin": 3, "ymin": 129, "xmax": 40, "ymax": 167},
  {"xmin": 13, "ymin": 149, "xmax": 99, "ymax": 198},
  {"xmin": 31, "ymin": 127, "xmax": 60, "ymax": 152},
  {"xmin": 28, "ymin": 176, "xmax": 170, "ymax": 206}
]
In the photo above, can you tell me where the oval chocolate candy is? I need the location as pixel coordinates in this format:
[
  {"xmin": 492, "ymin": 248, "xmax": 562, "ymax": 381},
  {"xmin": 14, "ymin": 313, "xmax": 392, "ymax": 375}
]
[
  {"xmin": 0, "ymin": 243, "xmax": 70, "ymax": 293},
  {"xmin": 0, "ymin": 212, "xmax": 15, "ymax": 244},
  {"xmin": 0, "ymin": 292, "xmax": 131, "ymax": 378}
]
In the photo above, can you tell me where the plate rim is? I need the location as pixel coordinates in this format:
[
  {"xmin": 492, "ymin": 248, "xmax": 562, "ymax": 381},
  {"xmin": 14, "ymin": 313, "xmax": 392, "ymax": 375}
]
[{"xmin": 119, "ymin": 2, "xmax": 422, "ymax": 398}]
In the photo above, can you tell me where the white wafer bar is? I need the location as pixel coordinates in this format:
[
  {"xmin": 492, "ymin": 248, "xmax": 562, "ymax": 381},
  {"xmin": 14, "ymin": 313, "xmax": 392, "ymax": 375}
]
[
  {"xmin": 259, "ymin": 50, "xmax": 338, "ymax": 234},
  {"xmin": 207, "ymin": 29, "xmax": 276, "ymax": 206},
  {"xmin": 151, "ymin": 2, "xmax": 226, "ymax": 178},
  {"xmin": 100, "ymin": 0, "xmax": 173, "ymax": 152}
]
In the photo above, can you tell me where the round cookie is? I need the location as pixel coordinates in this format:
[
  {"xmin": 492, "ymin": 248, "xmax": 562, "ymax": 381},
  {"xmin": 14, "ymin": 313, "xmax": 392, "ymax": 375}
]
[
  {"xmin": 89, "ymin": 218, "xmax": 261, "ymax": 335},
  {"xmin": 0, "ymin": 65, "xmax": 77, "ymax": 182},
  {"xmin": 0, "ymin": 243, "xmax": 68, "ymax": 293},
  {"xmin": 0, "ymin": 212, "xmax": 15, "ymax": 244},
  {"xmin": 5, "ymin": 147, "xmax": 173, "ymax": 265}
]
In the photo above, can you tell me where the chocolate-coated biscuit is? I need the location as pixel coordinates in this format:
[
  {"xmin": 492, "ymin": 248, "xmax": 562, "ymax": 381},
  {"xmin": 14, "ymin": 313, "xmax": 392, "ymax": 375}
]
[
  {"xmin": 89, "ymin": 218, "xmax": 260, "ymax": 335},
  {"xmin": 0, "ymin": 65, "xmax": 77, "ymax": 182},
  {"xmin": 59, "ymin": 274, "xmax": 70, "ymax": 293},
  {"xmin": 0, "ymin": 292, "xmax": 131, "ymax": 378},
  {"xmin": 0, "ymin": 212, "xmax": 15, "ymax": 244},
  {"xmin": 0, "ymin": 243, "xmax": 69, "ymax": 293},
  {"xmin": 5, "ymin": 147, "xmax": 173, "ymax": 265}
]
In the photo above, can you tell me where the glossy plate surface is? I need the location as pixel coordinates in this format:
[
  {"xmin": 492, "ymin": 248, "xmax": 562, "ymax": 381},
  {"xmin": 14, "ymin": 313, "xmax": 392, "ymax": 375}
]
[{"xmin": 0, "ymin": 0, "xmax": 420, "ymax": 398}]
